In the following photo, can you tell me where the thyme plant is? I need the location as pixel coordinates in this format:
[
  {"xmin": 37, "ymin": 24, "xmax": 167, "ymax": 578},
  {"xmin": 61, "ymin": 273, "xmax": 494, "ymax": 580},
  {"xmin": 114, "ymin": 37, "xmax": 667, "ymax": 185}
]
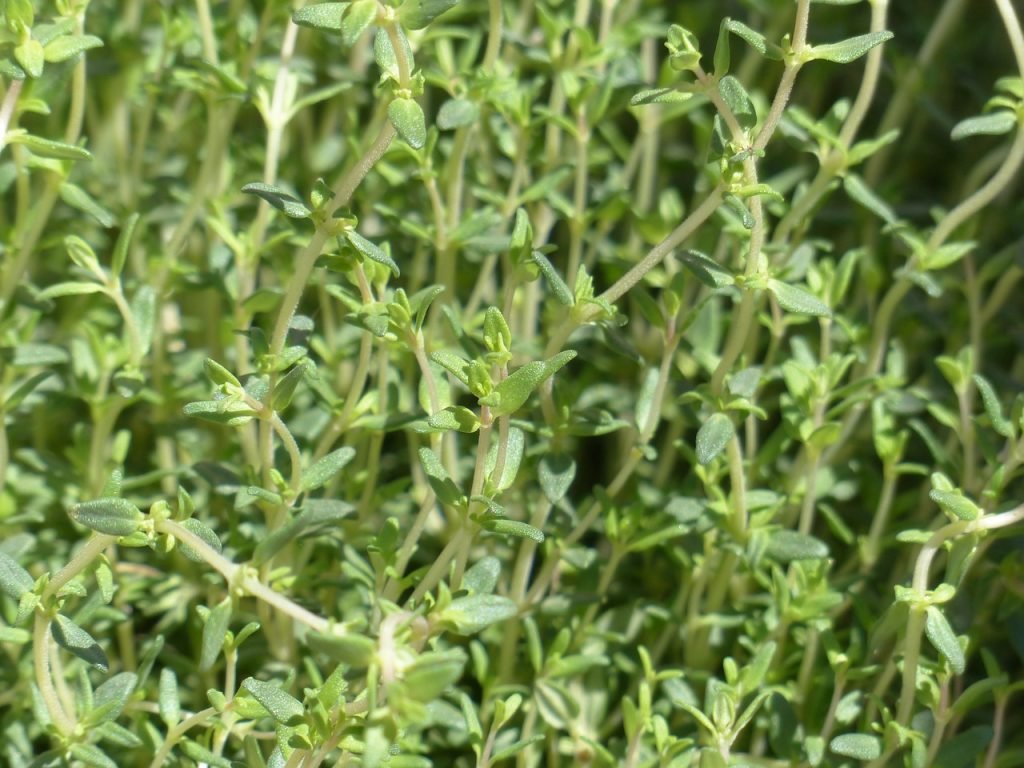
[{"xmin": 2, "ymin": 0, "xmax": 1024, "ymax": 765}]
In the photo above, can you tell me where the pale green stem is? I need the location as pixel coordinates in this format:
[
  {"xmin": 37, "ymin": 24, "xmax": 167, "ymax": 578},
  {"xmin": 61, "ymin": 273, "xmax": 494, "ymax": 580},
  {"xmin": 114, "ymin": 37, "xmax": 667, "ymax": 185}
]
[
  {"xmin": 147, "ymin": 707, "xmax": 218, "ymax": 768},
  {"xmin": 270, "ymin": 413, "xmax": 303, "ymax": 500},
  {"xmin": 158, "ymin": 519, "xmax": 334, "ymax": 634},
  {"xmin": 483, "ymin": 0, "xmax": 503, "ymax": 72}
]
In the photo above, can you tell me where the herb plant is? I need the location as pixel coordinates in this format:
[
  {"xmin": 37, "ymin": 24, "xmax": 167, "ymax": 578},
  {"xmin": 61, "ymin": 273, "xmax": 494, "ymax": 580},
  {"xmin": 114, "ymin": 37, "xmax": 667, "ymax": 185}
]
[{"xmin": 2, "ymin": 0, "xmax": 1024, "ymax": 765}]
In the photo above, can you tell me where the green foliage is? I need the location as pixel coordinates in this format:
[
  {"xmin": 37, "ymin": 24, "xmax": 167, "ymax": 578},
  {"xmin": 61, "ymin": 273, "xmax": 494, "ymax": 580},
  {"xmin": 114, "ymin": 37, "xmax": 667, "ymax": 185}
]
[{"xmin": 2, "ymin": 0, "xmax": 1024, "ymax": 766}]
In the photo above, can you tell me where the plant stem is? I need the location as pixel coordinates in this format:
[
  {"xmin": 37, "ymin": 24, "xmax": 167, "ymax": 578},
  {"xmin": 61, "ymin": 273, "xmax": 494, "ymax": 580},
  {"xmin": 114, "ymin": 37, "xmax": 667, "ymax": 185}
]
[{"xmin": 158, "ymin": 519, "xmax": 334, "ymax": 634}]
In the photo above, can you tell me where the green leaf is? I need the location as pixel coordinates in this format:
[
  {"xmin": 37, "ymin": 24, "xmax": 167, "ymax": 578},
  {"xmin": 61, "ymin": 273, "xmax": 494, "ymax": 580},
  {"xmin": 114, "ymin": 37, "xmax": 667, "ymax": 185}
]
[
  {"xmin": 398, "ymin": 0, "xmax": 460, "ymax": 29},
  {"xmin": 539, "ymin": 454, "xmax": 575, "ymax": 504},
  {"xmin": 91, "ymin": 671, "xmax": 137, "ymax": 723},
  {"xmin": 241, "ymin": 182, "xmax": 311, "ymax": 218},
  {"xmin": 480, "ymin": 518, "xmax": 544, "ymax": 542},
  {"xmin": 430, "ymin": 350, "xmax": 470, "ymax": 385},
  {"xmin": 929, "ymin": 489, "xmax": 981, "ymax": 521},
  {"xmin": 158, "ymin": 668, "xmax": 180, "ymax": 725},
  {"xmin": 44, "ymin": 34, "xmax": 103, "ymax": 62},
  {"xmin": 179, "ymin": 741, "xmax": 231, "ymax": 768},
  {"xmin": 441, "ymin": 594, "xmax": 518, "ymax": 635},
  {"xmin": 463, "ymin": 557, "xmax": 500, "ymax": 594},
  {"xmin": 925, "ymin": 606, "xmax": 966, "ymax": 675},
  {"xmin": 402, "ymin": 649, "xmax": 466, "ymax": 701},
  {"xmin": 532, "ymin": 252, "xmax": 575, "ymax": 306},
  {"xmin": 0, "ymin": 551, "xmax": 34, "ymax": 600},
  {"xmin": 765, "ymin": 530, "xmax": 830, "ymax": 562},
  {"xmin": 38, "ymin": 281, "xmax": 105, "ymax": 300},
  {"xmin": 951, "ymin": 112, "xmax": 1017, "ymax": 141},
  {"xmin": 341, "ymin": 0, "xmax": 377, "ymax": 46},
  {"xmin": 52, "ymin": 613, "xmax": 109, "ymax": 671},
  {"xmin": 485, "ymin": 426, "xmax": 525, "ymax": 491},
  {"xmin": 130, "ymin": 285, "xmax": 156, "ymax": 356},
  {"xmin": 374, "ymin": 25, "xmax": 414, "ymax": 81},
  {"xmin": 843, "ymin": 173, "xmax": 896, "ymax": 224},
  {"xmin": 810, "ymin": 30, "xmax": 893, "ymax": 64},
  {"xmin": 630, "ymin": 87, "xmax": 693, "ymax": 105},
  {"xmin": 177, "ymin": 518, "xmax": 223, "ymax": 563},
  {"xmin": 201, "ymin": 597, "xmax": 232, "ymax": 671},
  {"xmin": 491, "ymin": 735, "xmax": 547, "ymax": 762},
  {"xmin": 14, "ymin": 38, "xmax": 44, "ymax": 78},
  {"xmin": 437, "ymin": 97, "xmax": 479, "ymax": 130},
  {"xmin": 6, "ymin": 133, "xmax": 91, "ymax": 160},
  {"xmin": 478, "ymin": 351, "xmax": 577, "ymax": 417},
  {"xmin": 972, "ymin": 374, "xmax": 1014, "ymax": 438},
  {"xmin": 272, "ymin": 361, "xmax": 311, "ymax": 411},
  {"xmin": 183, "ymin": 399, "xmax": 259, "ymax": 426},
  {"xmin": 427, "ymin": 405, "xmax": 481, "ymax": 432},
  {"xmin": 302, "ymin": 447, "xmax": 356, "ymax": 492},
  {"xmin": 345, "ymin": 230, "xmax": 400, "ymax": 276},
  {"xmin": 418, "ymin": 447, "xmax": 463, "ymax": 505},
  {"xmin": 293, "ymin": 2, "xmax": 349, "ymax": 32},
  {"xmin": 251, "ymin": 500, "xmax": 354, "ymax": 566},
  {"xmin": 111, "ymin": 213, "xmax": 140, "ymax": 279},
  {"xmin": 241, "ymin": 678, "xmax": 305, "ymax": 725},
  {"xmin": 718, "ymin": 76, "xmax": 756, "ymax": 129},
  {"xmin": 681, "ymin": 250, "xmax": 734, "ymax": 287},
  {"xmin": 69, "ymin": 498, "xmax": 142, "ymax": 536},
  {"xmin": 723, "ymin": 18, "xmax": 781, "ymax": 59},
  {"xmin": 68, "ymin": 744, "xmax": 117, "ymax": 768},
  {"xmin": 768, "ymin": 279, "xmax": 832, "ymax": 317},
  {"xmin": 388, "ymin": 98, "xmax": 427, "ymax": 150},
  {"xmin": 306, "ymin": 631, "xmax": 376, "ymax": 667},
  {"xmin": 696, "ymin": 412, "xmax": 734, "ymax": 465},
  {"xmin": 829, "ymin": 733, "xmax": 882, "ymax": 760},
  {"xmin": 60, "ymin": 182, "xmax": 115, "ymax": 227}
]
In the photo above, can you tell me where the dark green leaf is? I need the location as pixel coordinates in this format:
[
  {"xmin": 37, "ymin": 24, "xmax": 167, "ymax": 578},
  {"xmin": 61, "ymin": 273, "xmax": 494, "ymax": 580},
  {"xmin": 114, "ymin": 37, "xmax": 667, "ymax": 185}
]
[
  {"xmin": 241, "ymin": 182, "xmax": 311, "ymax": 218},
  {"xmin": 52, "ymin": 613, "xmax": 109, "ymax": 671}
]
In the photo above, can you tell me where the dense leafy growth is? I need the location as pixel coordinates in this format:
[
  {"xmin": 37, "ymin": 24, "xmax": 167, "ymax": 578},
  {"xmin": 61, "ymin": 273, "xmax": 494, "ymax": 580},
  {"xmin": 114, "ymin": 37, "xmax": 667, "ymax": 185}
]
[{"xmin": 2, "ymin": 0, "xmax": 1024, "ymax": 766}]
